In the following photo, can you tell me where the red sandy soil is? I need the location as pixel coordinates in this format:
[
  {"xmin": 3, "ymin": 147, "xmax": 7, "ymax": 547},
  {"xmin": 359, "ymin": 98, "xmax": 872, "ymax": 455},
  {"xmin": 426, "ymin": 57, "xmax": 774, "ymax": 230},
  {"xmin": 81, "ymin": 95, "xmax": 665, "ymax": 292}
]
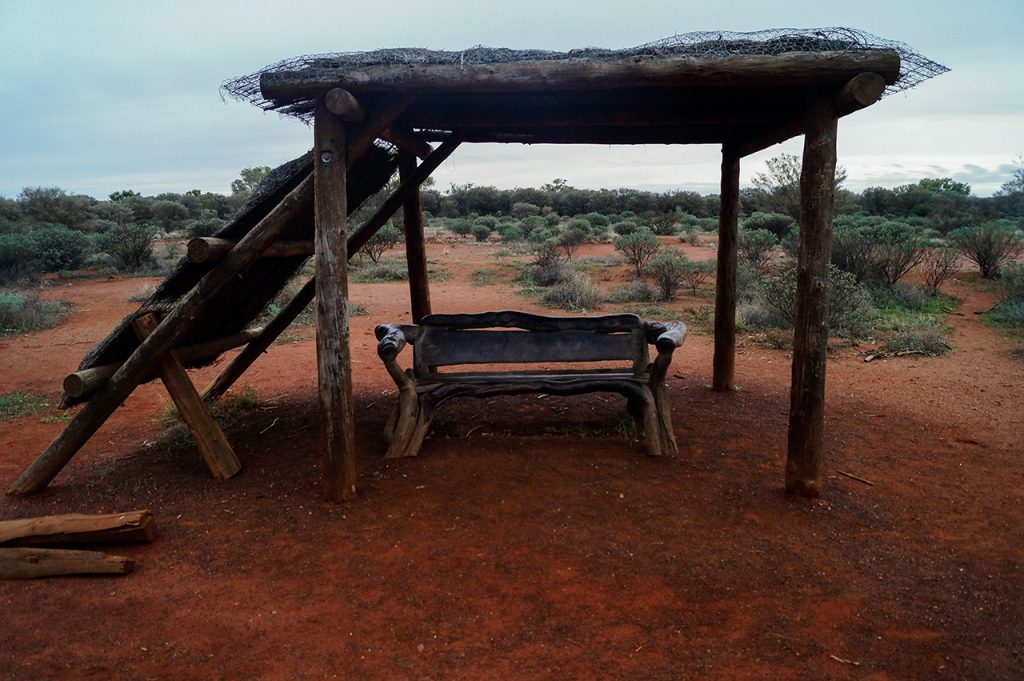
[{"xmin": 1, "ymin": 239, "xmax": 1021, "ymax": 680}]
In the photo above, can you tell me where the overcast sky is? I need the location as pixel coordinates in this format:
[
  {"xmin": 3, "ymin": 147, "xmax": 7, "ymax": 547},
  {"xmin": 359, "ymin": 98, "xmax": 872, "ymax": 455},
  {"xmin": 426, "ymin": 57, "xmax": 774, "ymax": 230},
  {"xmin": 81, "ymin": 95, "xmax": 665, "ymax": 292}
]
[{"xmin": 1, "ymin": 0, "xmax": 1021, "ymax": 200}]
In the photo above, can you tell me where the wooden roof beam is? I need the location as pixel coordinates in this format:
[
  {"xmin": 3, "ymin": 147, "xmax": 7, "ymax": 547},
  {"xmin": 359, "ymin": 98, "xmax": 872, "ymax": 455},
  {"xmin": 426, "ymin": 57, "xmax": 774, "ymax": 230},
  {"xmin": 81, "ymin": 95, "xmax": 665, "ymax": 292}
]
[
  {"xmin": 736, "ymin": 72, "xmax": 887, "ymax": 157},
  {"xmin": 417, "ymin": 126, "xmax": 749, "ymax": 146},
  {"xmin": 260, "ymin": 51, "xmax": 900, "ymax": 101}
]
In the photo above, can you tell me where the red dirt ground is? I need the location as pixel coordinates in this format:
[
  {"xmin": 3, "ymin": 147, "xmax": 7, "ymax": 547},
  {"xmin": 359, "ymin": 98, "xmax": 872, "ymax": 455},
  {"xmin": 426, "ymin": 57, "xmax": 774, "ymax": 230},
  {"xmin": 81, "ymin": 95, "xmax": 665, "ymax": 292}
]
[{"xmin": 1, "ymin": 240, "xmax": 1021, "ymax": 680}]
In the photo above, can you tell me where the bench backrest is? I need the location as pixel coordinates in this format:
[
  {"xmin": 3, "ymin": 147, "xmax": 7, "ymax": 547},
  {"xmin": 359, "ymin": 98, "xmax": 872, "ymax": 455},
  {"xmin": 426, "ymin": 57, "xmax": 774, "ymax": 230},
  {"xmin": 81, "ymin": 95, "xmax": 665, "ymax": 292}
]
[{"xmin": 413, "ymin": 311, "xmax": 649, "ymax": 375}]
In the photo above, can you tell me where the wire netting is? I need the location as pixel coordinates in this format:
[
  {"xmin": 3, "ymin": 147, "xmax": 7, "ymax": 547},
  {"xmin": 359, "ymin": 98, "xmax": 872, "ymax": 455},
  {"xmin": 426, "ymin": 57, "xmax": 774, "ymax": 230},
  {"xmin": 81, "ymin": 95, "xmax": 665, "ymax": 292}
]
[{"xmin": 222, "ymin": 27, "xmax": 947, "ymax": 120}]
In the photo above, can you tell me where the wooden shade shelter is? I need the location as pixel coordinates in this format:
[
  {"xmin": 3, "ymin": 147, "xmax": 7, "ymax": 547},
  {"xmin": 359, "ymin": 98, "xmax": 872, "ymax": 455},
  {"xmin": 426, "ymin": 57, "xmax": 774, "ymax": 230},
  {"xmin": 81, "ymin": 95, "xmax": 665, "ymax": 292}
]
[{"xmin": 7, "ymin": 30, "xmax": 946, "ymax": 502}]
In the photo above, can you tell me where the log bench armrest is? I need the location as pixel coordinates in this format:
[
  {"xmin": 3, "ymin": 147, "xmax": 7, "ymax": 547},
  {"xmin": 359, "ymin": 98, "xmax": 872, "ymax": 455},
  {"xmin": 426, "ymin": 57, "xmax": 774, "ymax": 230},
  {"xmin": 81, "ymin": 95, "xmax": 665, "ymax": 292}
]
[
  {"xmin": 644, "ymin": 321, "xmax": 687, "ymax": 355},
  {"xmin": 374, "ymin": 323, "xmax": 418, "ymax": 360}
]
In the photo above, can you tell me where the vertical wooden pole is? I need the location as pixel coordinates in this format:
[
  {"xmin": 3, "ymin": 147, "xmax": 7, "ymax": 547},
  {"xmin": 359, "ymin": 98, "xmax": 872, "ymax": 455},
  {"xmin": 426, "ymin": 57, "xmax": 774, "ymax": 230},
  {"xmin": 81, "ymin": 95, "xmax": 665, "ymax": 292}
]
[
  {"xmin": 314, "ymin": 100, "xmax": 357, "ymax": 502},
  {"xmin": 712, "ymin": 143, "xmax": 740, "ymax": 392},
  {"xmin": 399, "ymin": 151, "xmax": 432, "ymax": 322},
  {"xmin": 787, "ymin": 100, "xmax": 838, "ymax": 497}
]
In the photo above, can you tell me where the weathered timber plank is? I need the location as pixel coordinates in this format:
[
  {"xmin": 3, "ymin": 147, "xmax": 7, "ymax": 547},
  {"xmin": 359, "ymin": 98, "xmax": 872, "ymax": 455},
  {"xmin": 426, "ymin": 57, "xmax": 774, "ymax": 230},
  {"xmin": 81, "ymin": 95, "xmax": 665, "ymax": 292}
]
[
  {"xmin": 133, "ymin": 314, "xmax": 241, "ymax": 480},
  {"xmin": 260, "ymin": 51, "xmax": 901, "ymax": 99},
  {"xmin": 0, "ymin": 510, "xmax": 156, "ymax": 547},
  {"xmin": 786, "ymin": 99, "xmax": 838, "ymax": 497},
  {"xmin": 314, "ymin": 100, "xmax": 357, "ymax": 502},
  {"xmin": 0, "ymin": 547, "xmax": 133, "ymax": 579},
  {"xmin": 420, "ymin": 310, "xmax": 642, "ymax": 333},
  {"xmin": 187, "ymin": 237, "xmax": 315, "ymax": 263},
  {"xmin": 713, "ymin": 144, "xmax": 740, "ymax": 391},
  {"xmin": 413, "ymin": 329, "xmax": 641, "ymax": 370}
]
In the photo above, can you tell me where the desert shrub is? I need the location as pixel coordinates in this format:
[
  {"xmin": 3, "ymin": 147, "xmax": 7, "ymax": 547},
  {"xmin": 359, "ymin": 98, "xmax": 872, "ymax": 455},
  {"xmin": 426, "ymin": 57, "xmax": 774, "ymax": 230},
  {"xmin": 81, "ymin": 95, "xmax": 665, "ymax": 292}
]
[
  {"xmin": 529, "ymin": 242, "xmax": 570, "ymax": 286},
  {"xmin": 606, "ymin": 280, "xmax": 656, "ymax": 303},
  {"xmin": 920, "ymin": 246, "xmax": 961, "ymax": 295},
  {"xmin": 187, "ymin": 216, "xmax": 225, "ymax": 238},
  {"xmin": 647, "ymin": 213, "xmax": 680, "ymax": 236},
  {"xmin": 874, "ymin": 222, "xmax": 926, "ymax": 289},
  {"xmin": 360, "ymin": 224, "xmax": 403, "ymax": 263},
  {"xmin": 737, "ymin": 228, "xmax": 777, "ymax": 273},
  {"xmin": 498, "ymin": 224, "xmax": 524, "ymax": 242},
  {"xmin": 880, "ymin": 316, "xmax": 950, "ymax": 356},
  {"xmin": 474, "ymin": 216, "xmax": 499, "ymax": 230},
  {"xmin": 584, "ymin": 212, "xmax": 610, "ymax": 228},
  {"xmin": 95, "ymin": 223, "xmax": 156, "ymax": 270},
  {"xmin": 354, "ymin": 261, "xmax": 408, "ymax": 282},
  {"xmin": 645, "ymin": 250, "xmax": 688, "ymax": 300},
  {"xmin": 742, "ymin": 212, "xmax": 796, "ymax": 240},
  {"xmin": 679, "ymin": 260, "xmax": 716, "ymax": 296},
  {"xmin": 470, "ymin": 222, "xmax": 493, "ymax": 242},
  {"xmin": 0, "ymin": 290, "xmax": 70, "ymax": 336},
  {"xmin": 510, "ymin": 202, "xmax": 541, "ymax": 219},
  {"xmin": 612, "ymin": 221, "xmax": 640, "ymax": 236},
  {"xmin": 543, "ymin": 212, "xmax": 560, "ymax": 227},
  {"xmin": 757, "ymin": 261, "xmax": 874, "ymax": 338},
  {"xmin": 27, "ymin": 225, "xmax": 91, "ymax": 272},
  {"xmin": 446, "ymin": 218, "xmax": 472, "ymax": 236},
  {"xmin": 542, "ymin": 270, "xmax": 601, "ymax": 311},
  {"xmin": 830, "ymin": 222, "xmax": 880, "ymax": 283},
  {"xmin": 949, "ymin": 220, "xmax": 1023, "ymax": 278},
  {"xmin": 614, "ymin": 229, "xmax": 660, "ymax": 277},
  {"xmin": 0, "ymin": 234, "xmax": 39, "ymax": 283},
  {"xmin": 557, "ymin": 220, "xmax": 590, "ymax": 259},
  {"xmin": 872, "ymin": 282, "xmax": 934, "ymax": 312},
  {"xmin": 781, "ymin": 227, "xmax": 800, "ymax": 259},
  {"xmin": 519, "ymin": 215, "xmax": 545, "ymax": 237},
  {"xmin": 993, "ymin": 263, "xmax": 1024, "ymax": 327}
]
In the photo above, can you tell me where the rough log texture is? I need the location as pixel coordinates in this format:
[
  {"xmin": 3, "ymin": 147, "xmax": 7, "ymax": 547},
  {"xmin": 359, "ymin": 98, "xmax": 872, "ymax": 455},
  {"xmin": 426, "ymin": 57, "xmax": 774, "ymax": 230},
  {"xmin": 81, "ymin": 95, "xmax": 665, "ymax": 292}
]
[
  {"xmin": 375, "ymin": 314, "xmax": 685, "ymax": 459},
  {"xmin": 260, "ymin": 51, "xmax": 901, "ymax": 99},
  {"xmin": 187, "ymin": 237, "xmax": 314, "ymax": 263},
  {"xmin": 0, "ymin": 510, "xmax": 156, "ymax": 547},
  {"xmin": 0, "ymin": 547, "xmax": 134, "ymax": 579},
  {"xmin": 64, "ymin": 327, "xmax": 263, "ymax": 400},
  {"xmin": 400, "ymin": 152, "xmax": 431, "ymax": 322},
  {"xmin": 345, "ymin": 93, "xmax": 418, "ymax": 166},
  {"xmin": 713, "ymin": 144, "xmax": 740, "ymax": 391},
  {"xmin": 787, "ymin": 99, "xmax": 838, "ymax": 497},
  {"xmin": 737, "ymin": 71, "xmax": 888, "ymax": 156},
  {"xmin": 382, "ymin": 127, "xmax": 433, "ymax": 160},
  {"xmin": 7, "ymin": 175, "xmax": 313, "ymax": 496},
  {"xmin": 324, "ymin": 88, "xmax": 365, "ymax": 122},
  {"xmin": 132, "ymin": 314, "xmax": 241, "ymax": 480},
  {"xmin": 314, "ymin": 102, "xmax": 357, "ymax": 502}
]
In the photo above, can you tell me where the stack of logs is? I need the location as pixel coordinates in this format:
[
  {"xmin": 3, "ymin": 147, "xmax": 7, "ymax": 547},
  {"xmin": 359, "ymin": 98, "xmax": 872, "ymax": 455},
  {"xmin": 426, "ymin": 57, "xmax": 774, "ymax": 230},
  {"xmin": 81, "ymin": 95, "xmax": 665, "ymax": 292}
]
[{"xmin": 0, "ymin": 510, "xmax": 156, "ymax": 579}]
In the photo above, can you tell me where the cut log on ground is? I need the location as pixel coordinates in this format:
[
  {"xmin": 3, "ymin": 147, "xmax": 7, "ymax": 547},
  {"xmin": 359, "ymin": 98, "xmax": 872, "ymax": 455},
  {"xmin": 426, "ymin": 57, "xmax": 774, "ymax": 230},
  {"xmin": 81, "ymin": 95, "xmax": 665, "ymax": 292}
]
[
  {"xmin": 0, "ymin": 510, "xmax": 156, "ymax": 547},
  {"xmin": 0, "ymin": 547, "xmax": 134, "ymax": 579}
]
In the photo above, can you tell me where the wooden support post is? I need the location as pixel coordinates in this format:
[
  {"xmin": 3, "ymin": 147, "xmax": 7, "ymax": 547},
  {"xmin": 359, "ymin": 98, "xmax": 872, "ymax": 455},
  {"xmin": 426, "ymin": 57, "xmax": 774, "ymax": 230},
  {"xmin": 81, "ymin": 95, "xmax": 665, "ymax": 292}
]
[
  {"xmin": 314, "ymin": 101, "xmax": 357, "ymax": 502},
  {"xmin": 786, "ymin": 100, "xmax": 838, "ymax": 497},
  {"xmin": 713, "ymin": 144, "xmax": 740, "ymax": 392},
  {"xmin": 399, "ymin": 152, "xmax": 431, "ymax": 322},
  {"xmin": 5, "ymin": 175, "xmax": 312, "ymax": 496},
  {"xmin": 133, "ymin": 314, "xmax": 241, "ymax": 480}
]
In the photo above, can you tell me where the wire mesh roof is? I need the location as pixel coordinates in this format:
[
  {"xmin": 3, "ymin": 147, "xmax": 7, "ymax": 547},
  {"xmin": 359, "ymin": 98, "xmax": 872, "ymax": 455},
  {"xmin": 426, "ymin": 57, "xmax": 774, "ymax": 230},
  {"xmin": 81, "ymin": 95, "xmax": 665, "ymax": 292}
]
[{"xmin": 223, "ymin": 28, "xmax": 948, "ymax": 120}]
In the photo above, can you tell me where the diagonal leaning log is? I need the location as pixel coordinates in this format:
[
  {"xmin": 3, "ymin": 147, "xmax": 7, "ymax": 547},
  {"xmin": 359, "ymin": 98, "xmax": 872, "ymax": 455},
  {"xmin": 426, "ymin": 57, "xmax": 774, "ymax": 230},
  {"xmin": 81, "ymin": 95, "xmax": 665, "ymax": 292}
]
[{"xmin": 6, "ymin": 176, "xmax": 314, "ymax": 496}]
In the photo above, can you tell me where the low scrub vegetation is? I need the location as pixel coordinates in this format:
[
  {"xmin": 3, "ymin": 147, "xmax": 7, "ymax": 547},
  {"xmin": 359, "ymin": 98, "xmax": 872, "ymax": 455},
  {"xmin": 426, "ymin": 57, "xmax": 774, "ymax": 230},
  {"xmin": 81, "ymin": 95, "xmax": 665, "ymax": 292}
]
[{"xmin": 0, "ymin": 290, "xmax": 70, "ymax": 336}]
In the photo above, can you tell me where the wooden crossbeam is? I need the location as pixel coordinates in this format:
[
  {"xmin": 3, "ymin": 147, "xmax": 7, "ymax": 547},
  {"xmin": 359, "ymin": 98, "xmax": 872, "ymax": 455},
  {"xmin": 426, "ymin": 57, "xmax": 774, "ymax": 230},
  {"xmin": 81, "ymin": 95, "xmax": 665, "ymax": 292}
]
[
  {"xmin": 188, "ymin": 237, "xmax": 314, "ymax": 264},
  {"xmin": 133, "ymin": 314, "xmax": 241, "ymax": 480},
  {"xmin": 63, "ymin": 327, "xmax": 264, "ymax": 401}
]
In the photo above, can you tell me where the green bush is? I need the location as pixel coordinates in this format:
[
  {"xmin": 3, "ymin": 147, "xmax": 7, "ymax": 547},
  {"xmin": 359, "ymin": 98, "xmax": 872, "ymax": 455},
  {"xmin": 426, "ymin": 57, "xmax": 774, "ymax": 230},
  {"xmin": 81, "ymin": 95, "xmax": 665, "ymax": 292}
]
[
  {"xmin": 529, "ymin": 242, "xmax": 570, "ymax": 286},
  {"xmin": 0, "ymin": 290, "xmax": 70, "ymax": 336},
  {"xmin": 470, "ymin": 222, "xmax": 493, "ymax": 242},
  {"xmin": 187, "ymin": 216, "xmax": 226, "ymax": 238},
  {"xmin": 949, "ymin": 220, "xmax": 1023, "ymax": 278},
  {"xmin": 0, "ymin": 234, "xmax": 39, "ymax": 283},
  {"xmin": 474, "ymin": 216, "xmax": 499, "ymax": 230},
  {"xmin": 742, "ymin": 212, "xmax": 796, "ymax": 239},
  {"xmin": 679, "ymin": 260, "xmax": 716, "ymax": 296},
  {"xmin": 920, "ymin": 246, "xmax": 961, "ymax": 295},
  {"xmin": 612, "ymin": 221, "xmax": 640, "ymax": 236},
  {"xmin": 647, "ymin": 213, "xmax": 680, "ymax": 235},
  {"xmin": 584, "ymin": 212, "xmax": 610, "ymax": 228},
  {"xmin": 360, "ymin": 224, "xmax": 403, "ymax": 263},
  {"xmin": 511, "ymin": 202, "xmax": 541, "ymax": 219},
  {"xmin": 646, "ymin": 250, "xmax": 689, "ymax": 300},
  {"xmin": 880, "ymin": 316, "xmax": 950, "ymax": 356},
  {"xmin": 737, "ymin": 228, "xmax": 777, "ymax": 273},
  {"xmin": 354, "ymin": 261, "xmax": 409, "ymax": 282},
  {"xmin": 446, "ymin": 218, "xmax": 473, "ymax": 236},
  {"xmin": 519, "ymin": 215, "xmax": 545, "ymax": 237},
  {"xmin": 993, "ymin": 263, "xmax": 1024, "ymax": 327},
  {"xmin": 543, "ymin": 212, "xmax": 560, "ymax": 227},
  {"xmin": 27, "ymin": 225, "xmax": 91, "ymax": 272},
  {"xmin": 757, "ymin": 261, "xmax": 875, "ymax": 338},
  {"xmin": 557, "ymin": 220, "xmax": 590, "ymax": 259},
  {"xmin": 498, "ymin": 224, "xmax": 524, "ymax": 242},
  {"xmin": 613, "ymin": 229, "xmax": 660, "ymax": 277},
  {"xmin": 96, "ymin": 223, "xmax": 156, "ymax": 270},
  {"xmin": 542, "ymin": 270, "xmax": 601, "ymax": 311},
  {"xmin": 606, "ymin": 280, "xmax": 656, "ymax": 303}
]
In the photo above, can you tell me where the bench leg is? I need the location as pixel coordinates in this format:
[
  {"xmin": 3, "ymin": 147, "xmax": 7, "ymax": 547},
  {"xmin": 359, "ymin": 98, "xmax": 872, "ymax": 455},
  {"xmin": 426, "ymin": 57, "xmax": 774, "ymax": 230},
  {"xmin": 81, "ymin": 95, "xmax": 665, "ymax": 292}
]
[
  {"xmin": 384, "ymin": 391, "xmax": 434, "ymax": 459},
  {"xmin": 652, "ymin": 381, "xmax": 679, "ymax": 457},
  {"xmin": 639, "ymin": 390, "xmax": 663, "ymax": 457}
]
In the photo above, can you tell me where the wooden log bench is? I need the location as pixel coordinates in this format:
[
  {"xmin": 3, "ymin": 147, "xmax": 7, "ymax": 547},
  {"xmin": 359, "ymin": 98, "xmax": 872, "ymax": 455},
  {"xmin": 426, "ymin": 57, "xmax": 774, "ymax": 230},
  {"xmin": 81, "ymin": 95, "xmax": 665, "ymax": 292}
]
[{"xmin": 374, "ymin": 311, "xmax": 686, "ymax": 459}]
